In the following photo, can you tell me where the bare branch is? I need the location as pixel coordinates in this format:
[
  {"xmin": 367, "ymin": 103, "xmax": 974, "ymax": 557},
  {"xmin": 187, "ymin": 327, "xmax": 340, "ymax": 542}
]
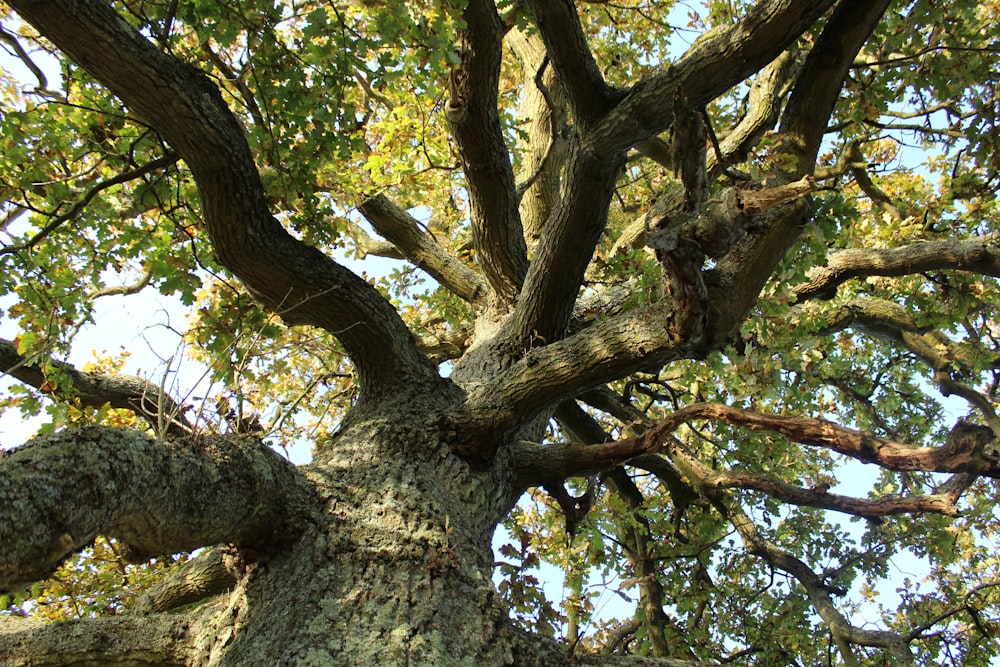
[
  {"xmin": 0, "ymin": 24, "xmax": 59, "ymax": 96},
  {"xmin": 795, "ymin": 235, "xmax": 1000, "ymax": 301},
  {"xmin": 89, "ymin": 263, "xmax": 155, "ymax": 299},
  {"xmin": 358, "ymin": 194, "xmax": 487, "ymax": 304},
  {"xmin": 0, "ymin": 426, "xmax": 314, "ymax": 592},
  {"xmin": 340, "ymin": 218, "xmax": 406, "ymax": 260}
]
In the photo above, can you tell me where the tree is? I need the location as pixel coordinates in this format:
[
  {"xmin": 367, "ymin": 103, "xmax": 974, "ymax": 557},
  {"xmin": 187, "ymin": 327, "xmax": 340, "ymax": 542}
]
[{"xmin": 1, "ymin": 0, "xmax": 999, "ymax": 663}]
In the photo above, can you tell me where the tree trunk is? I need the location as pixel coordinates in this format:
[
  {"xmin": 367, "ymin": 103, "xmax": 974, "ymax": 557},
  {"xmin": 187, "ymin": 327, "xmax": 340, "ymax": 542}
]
[{"xmin": 190, "ymin": 411, "xmax": 513, "ymax": 665}]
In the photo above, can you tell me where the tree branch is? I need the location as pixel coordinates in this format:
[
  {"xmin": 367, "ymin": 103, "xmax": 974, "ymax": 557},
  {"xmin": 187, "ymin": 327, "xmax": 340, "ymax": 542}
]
[
  {"xmin": 130, "ymin": 548, "xmax": 237, "ymax": 615},
  {"xmin": 0, "ymin": 153, "xmax": 180, "ymax": 257},
  {"xmin": 456, "ymin": 300, "xmax": 690, "ymax": 452},
  {"xmin": 522, "ymin": 0, "xmax": 617, "ymax": 123},
  {"xmin": 780, "ymin": 0, "xmax": 893, "ymax": 168},
  {"xmin": 0, "ymin": 614, "xmax": 194, "ymax": 666},
  {"xmin": 447, "ymin": 0, "xmax": 528, "ymax": 307},
  {"xmin": 708, "ymin": 0, "xmax": 892, "ymax": 346},
  {"xmin": 0, "ymin": 336, "xmax": 193, "ymax": 437},
  {"xmin": 593, "ymin": 0, "xmax": 838, "ymax": 154},
  {"xmin": 508, "ymin": 28, "xmax": 569, "ymax": 246},
  {"xmin": 712, "ymin": 496, "xmax": 915, "ymax": 665},
  {"xmin": 612, "ymin": 52, "xmax": 799, "ymax": 256},
  {"xmin": 0, "ymin": 426, "xmax": 314, "ymax": 592},
  {"xmin": 9, "ymin": 0, "xmax": 439, "ymax": 400},
  {"xmin": 357, "ymin": 193, "xmax": 487, "ymax": 305},
  {"xmin": 659, "ymin": 443, "xmax": 964, "ymax": 518},
  {"xmin": 513, "ymin": 403, "xmax": 998, "ymax": 485},
  {"xmin": 507, "ymin": 136, "xmax": 624, "ymax": 346},
  {"xmin": 794, "ymin": 235, "xmax": 1000, "ymax": 301}
]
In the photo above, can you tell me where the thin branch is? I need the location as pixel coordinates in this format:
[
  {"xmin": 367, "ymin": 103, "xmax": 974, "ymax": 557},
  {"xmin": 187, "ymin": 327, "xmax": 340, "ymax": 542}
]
[
  {"xmin": 0, "ymin": 336, "xmax": 194, "ymax": 437},
  {"xmin": 0, "ymin": 25, "xmax": 53, "ymax": 96},
  {"xmin": 656, "ymin": 443, "xmax": 963, "ymax": 518},
  {"xmin": 88, "ymin": 263, "xmax": 155, "ymax": 299},
  {"xmin": 0, "ymin": 154, "xmax": 180, "ymax": 257},
  {"xmin": 711, "ymin": 496, "xmax": 915, "ymax": 665}
]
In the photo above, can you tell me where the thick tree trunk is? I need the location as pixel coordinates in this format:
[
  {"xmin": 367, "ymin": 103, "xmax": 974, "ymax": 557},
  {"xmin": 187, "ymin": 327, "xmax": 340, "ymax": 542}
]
[{"xmin": 167, "ymin": 397, "xmax": 567, "ymax": 666}]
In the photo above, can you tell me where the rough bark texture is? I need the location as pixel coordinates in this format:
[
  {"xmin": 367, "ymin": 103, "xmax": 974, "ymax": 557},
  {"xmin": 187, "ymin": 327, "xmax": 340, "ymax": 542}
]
[{"xmin": 4, "ymin": 0, "xmax": 989, "ymax": 665}]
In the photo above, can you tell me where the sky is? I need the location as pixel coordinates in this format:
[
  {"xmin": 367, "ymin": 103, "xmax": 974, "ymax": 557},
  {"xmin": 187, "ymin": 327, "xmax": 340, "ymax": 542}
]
[{"xmin": 1, "ymin": 5, "xmax": 996, "ymax": 661}]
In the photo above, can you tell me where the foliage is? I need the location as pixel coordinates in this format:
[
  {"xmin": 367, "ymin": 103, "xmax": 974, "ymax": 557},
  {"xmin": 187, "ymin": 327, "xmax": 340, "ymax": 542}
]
[{"xmin": 2, "ymin": 0, "xmax": 1000, "ymax": 664}]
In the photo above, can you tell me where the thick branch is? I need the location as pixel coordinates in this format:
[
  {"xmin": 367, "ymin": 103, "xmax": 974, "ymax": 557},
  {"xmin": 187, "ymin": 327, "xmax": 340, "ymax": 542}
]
[
  {"xmin": 0, "ymin": 614, "xmax": 194, "ymax": 666},
  {"xmin": 9, "ymin": 0, "xmax": 438, "ymax": 400},
  {"xmin": 612, "ymin": 53, "xmax": 799, "ymax": 255},
  {"xmin": 130, "ymin": 548, "xmax": 237, "ymax": 615},
  {"xmin": 795, "ymin": 235, "xmax": 1000, "ymax": 301},
  {"xmin": 447, "ymin": 0, "xmax": 528, "ymax": 306},
  {"xmin": 780, "ymin": 0, "xmax": 893, "ymax": 169},
  {"xmin": 0, "ymin": 337, "xmax": 193, "ymax": 437},
  {"xmin": 707, "ymin": 51, "xmax": 800, "ymax": 179},
  {"xmin": 508, "ymin": 28, "xmax": 569, "ymax": 246},
  {"xmin": 594, "ymin": 0, "xmax": 837, "ymax": 153},
  {"xmin": 0, "ymin": 426, "xmax": 315, "ymax": 592},
  {"xmin": 507, "ymin": 135, "xmax": 624, "ymax": 346},
  {"xmin": 707, "ymin": 0, "xmax": 892, "ymax": 346},
  {"xmin": 523, "ymin": 0, "xmax": 617, "ymax": 122},
  {"xmin": 358, "ymin": 194, "xmax": 487, "ymax": 305},
  {"xmin": 458, "ymin": 299, "xmax": 691, "ymax": 448},
  {"xmin": 513, "ymin": 403, "xmax": 998, "ymax": 484}
]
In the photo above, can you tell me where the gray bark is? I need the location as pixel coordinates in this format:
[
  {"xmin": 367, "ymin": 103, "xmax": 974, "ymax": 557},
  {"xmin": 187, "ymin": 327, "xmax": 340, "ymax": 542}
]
[{"xmin": 2, "ymin": 0, "xmax": 959, "ymax": 664}]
